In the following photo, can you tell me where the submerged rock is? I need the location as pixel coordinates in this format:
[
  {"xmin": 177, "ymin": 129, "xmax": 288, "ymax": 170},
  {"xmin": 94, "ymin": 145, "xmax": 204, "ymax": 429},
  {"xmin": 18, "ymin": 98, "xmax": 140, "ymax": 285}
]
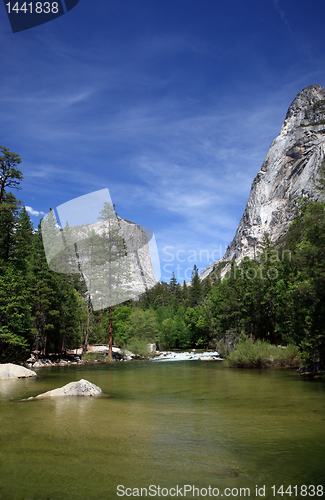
[
  {"xmin": 0, "ymin": 363, "xmax": 37, "ymax": 379},
  {"xmin": 27, "ymin": 379, "xmax": 102, "ymax": 399}
]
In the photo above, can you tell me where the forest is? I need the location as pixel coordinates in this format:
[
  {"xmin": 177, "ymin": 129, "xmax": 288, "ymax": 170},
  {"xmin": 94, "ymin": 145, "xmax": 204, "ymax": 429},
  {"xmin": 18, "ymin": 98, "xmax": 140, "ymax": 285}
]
[{"xmin": 1, "ymin": 145, "xmax": 325, "ymax": 366}]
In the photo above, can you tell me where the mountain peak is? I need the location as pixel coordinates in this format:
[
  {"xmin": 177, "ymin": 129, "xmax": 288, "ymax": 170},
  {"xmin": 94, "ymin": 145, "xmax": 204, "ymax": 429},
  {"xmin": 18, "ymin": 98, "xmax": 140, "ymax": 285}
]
[
  {"xmin": 200, "ymin": 85, "xmax": 325, "ymax": 280},
  {"xmin": 283, "ymin": 84, "xmax": 325, "ymax": 130}
]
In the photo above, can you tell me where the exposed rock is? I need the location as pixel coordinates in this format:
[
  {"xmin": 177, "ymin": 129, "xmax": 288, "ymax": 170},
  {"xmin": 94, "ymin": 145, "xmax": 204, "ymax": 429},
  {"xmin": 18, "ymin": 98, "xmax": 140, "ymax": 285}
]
[
  {"xmin": 147, "ymin": 343, "xmax": 156, "ymax": 353},
  {"xmin": 42, "ymin": 210, "xmax": 159, "ymax": 309},
  {"xmin": 0, "ymin": 363, "xmax": 37, "ymax": 379},
  {"xmin": 297, "ymin": 362, "xmax": 324, "ymax": 374},
  {"xmin": 118, "ymin": 217, "xmax": 158, "ymax": 294},
  {"xmin": 77, "ymin": 217, "xmax": 159, "ymax": 302},
  {"xmin": 152, "ymin": 351, "xmax": 221, "ymax": 361},
  {"xmin": 201, "ymin": 84, "xmax": 325, "ymax": 279},
  {"xmin": 27, "ymin": 379, "xmax": 102, "ymax": 399},
  {"xmin": 88, "ymin": 345, "xmax": 127, "ymax": 360},
  {"xmin": 24, "ymin": 353, "xmax": 82, "ymax": 368}
]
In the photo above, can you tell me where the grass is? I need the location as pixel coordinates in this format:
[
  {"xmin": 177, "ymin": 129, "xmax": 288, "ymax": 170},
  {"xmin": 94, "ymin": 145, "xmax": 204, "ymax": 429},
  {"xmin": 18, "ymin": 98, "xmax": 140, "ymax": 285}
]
[{"xmin": 225, "ymin": 339, "xmax": 301, "ymax": 368}]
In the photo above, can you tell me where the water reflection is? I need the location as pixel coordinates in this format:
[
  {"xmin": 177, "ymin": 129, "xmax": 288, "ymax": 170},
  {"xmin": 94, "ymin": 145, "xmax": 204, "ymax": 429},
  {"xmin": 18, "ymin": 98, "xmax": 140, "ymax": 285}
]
[{"xmin": 0, "ymin": 362, "xmax": 324, "ymax": 500}]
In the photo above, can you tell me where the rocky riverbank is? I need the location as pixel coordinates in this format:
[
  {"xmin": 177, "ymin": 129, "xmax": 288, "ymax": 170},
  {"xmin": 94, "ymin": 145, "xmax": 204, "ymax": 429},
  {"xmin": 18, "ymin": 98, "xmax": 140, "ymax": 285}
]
[
  {"xmin": 22, "ymin": 345, "xmax": 146, "ymax": 369},
  {"xmin": 21, "ymin": 346, "xmax": 223, "ymax": 369}
]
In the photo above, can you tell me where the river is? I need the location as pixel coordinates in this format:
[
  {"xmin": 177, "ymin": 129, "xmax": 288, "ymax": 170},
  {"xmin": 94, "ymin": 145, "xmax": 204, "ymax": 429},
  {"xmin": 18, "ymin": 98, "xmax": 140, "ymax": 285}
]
[{"xmin": 0, "ymin": 361, "xmax": 324, "ymax": 499}]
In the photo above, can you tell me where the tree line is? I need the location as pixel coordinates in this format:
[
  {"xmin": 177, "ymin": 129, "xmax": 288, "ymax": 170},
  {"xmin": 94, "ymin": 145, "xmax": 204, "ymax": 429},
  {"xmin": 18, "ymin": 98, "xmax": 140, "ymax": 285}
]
[{"xmin": 1, "ymin": 145, "xmax": 324, "ymax": 366}]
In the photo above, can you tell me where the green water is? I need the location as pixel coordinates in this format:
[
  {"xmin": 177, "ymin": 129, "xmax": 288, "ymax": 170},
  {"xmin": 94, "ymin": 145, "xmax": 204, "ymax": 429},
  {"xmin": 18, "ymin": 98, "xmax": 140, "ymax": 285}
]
[{"xmin": 0, "ymin": 361, "xmax": 324, "ymax": 500}]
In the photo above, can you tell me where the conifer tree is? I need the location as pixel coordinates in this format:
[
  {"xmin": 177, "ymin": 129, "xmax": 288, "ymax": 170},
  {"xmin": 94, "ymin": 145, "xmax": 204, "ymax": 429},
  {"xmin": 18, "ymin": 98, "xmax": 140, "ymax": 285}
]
[
  {"xmin": 11, "ymin": 206, "xmax": 34, "ymax": 272},
  {"xmin": 0, "ymin": 265, "xmax": 31, "ymax": 362},
  {"xmin": 0, "ymin": 192, "xmax": 21, "ymax": 265},
  {"xmin": 190, "ymin": 265, "xmax": 202, "ymax": 307},
  {"xmin": 181, "ymin": 279, "xmax": 189, "ymax": 306},
  {"xmin": 29, "ymin": 225, "xmax": 61, "ymax": 355},
  {"xmin": 258, "ymin": 233, "xmax": 278, "ymax": 345},
  {"xmin": 0, "ymin": 146, "xmax": 23, "ymax": 205}
]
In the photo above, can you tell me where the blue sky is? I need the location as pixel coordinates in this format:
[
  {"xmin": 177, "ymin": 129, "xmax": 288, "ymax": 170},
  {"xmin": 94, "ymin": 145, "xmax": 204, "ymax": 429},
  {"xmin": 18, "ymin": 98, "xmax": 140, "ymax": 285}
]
[{"xmin": 1, "ymin": 0, "xmax": 325, "ymax": 282}]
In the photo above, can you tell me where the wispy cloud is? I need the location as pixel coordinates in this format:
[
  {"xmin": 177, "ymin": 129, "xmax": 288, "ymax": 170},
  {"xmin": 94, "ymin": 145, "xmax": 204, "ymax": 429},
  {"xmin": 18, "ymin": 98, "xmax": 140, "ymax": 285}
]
[{"xmin": 2, "ymin": 7, "xmax": 325, "ymax": 280}]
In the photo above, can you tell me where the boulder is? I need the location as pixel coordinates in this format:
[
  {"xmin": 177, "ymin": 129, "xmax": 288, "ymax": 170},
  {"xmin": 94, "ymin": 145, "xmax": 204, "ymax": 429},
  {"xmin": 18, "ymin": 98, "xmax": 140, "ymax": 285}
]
[
  {"xmin": 0, "ymin": 363, "xmax": 37, "ymax": 379},
  {"xmin": 29, "ymin": 379, "xmax": 102, "ymax": 399}
]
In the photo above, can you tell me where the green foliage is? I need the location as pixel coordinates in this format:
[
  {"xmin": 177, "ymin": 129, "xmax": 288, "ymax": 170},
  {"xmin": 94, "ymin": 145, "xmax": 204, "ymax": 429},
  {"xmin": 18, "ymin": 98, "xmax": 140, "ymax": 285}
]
[
  {"xmin": 103, "ymin": 305, "xmax": 133, "ymax": 346},
  {"xmin": 0, "ymin": 331, "xmax": 30, "ymax": 363},
  {"xmin": 125, "ymin": 337, "xmax": 150, "ymax": 356},
  {"xmin": 0, "ymin": 265, "xmax": 32, "ymax": 362},
  {"xmin": 1, "ymin": 146, "xmax": 325, "ymax": 368},
  {"xmin": 126, "ymin": 309, "xmax": 158, "ymax": 343},
  {"xmin": 159, "ymin": 307, "xmax": 191, "ymax": 349},
  {"xmin": 226, "ymin": 339, "xmax": 301, "ymax": 368},
  {"xmin": 82, "ymin": 351, "xmax": 108, "ymax": 362},
  {"xmin": 185, "ymin": 306, "xmax": 210, "ymax": 348},
  {"xmin": 0, "ymin": 146, "xmax": 23, "ymax": 205},
  {"xmin": 316, "ymin": 158, "xmax": 325, "ymax": 194},
  {"xmin": 190, "ymin": 264, "xmax": 202, "ymax": 307}
]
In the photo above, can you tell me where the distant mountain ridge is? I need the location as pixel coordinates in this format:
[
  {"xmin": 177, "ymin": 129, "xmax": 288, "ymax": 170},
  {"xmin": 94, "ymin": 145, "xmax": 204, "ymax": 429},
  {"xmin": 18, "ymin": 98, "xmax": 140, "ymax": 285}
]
[{"xmin": 200, "ymin": 84, "xmax": 325, "ymax": 279}]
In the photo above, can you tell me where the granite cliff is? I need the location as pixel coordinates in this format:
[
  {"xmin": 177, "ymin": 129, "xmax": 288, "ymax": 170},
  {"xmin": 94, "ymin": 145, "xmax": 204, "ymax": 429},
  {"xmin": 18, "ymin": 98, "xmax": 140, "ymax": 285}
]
[
  {"xmin": 200, "ymin": 84, "xmax": 325, "ymax": 279},
  {"xmin": 42, "ymin": 212, "xmax": 158, "ymax": 308}
]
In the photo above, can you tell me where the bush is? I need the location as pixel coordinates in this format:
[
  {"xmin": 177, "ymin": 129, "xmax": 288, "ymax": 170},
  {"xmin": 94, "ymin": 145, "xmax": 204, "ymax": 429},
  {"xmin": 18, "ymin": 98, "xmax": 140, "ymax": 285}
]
[
  {"xmin": 82, "ymin": 352, "xmax": 107, "ymax": 362},
  {"xmin": 125, "ymin": 337, "xmax": 150, "ymax": 356},
  {"xmin": 226, "ymin": 339, "xmax": 301, "ymax": 368}
]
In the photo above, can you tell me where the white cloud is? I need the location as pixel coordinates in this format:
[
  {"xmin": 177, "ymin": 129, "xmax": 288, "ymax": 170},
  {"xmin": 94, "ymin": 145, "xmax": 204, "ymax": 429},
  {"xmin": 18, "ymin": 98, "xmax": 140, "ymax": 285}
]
[{"xmin": 25, "ymin": 206, "xmax": 45, "ymax": 217}]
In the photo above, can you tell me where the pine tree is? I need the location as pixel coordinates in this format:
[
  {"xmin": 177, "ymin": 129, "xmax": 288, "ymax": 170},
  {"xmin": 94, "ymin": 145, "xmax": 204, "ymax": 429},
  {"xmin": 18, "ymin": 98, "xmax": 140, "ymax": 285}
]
[
  {"xmin": 258, "ymin": 233, "xmax": 278, "ymax": 345},
  {"xmin": 0, "ymin": 265, "xmax": 31, "ymax": 362},
  {"xmin": 169, "ymin": 272, "xmax": 177, "ymax": 295},
  {"xmin": 11, "ymin": 206, "xmax": 34, "ymax": 272},
  {"xmin": 190, "ymin": 265, "xmax": 202, "ymax": 307},
  {"xmin": 0, "ymin": 192, "xmax": 21, "ymax": 265},
  {"xmin": 181, "ymin": 280, "xmax": 189, "ymax": 306},
  {"xmin": 29, "ymin": 225, "xmax": 61, "ymax": 355},
  {"xmin": 0, "ymin": 146, "xmax": 23, "ymax": 205}
]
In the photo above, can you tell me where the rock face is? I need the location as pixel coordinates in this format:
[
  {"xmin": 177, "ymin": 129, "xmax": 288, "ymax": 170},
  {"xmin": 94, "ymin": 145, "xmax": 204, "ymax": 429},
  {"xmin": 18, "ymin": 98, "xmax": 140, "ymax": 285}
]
[
  {"xmin": 118, "ymin": 217, "xmax": 158, "ymax": 294},
  {"xmin": 0, "ymin": 363, "xmax": 37, "ymax": 379},
  {"xmin": 201, "ymin": 84, "xmax": 325, "ymax": 279},
  {"xmin": 29, "ymin": 379, "xmax": 102, "ymax": 399},
  {"xmin": 43, "ymin": 213, "xmax": 158, "ymax": 308}
]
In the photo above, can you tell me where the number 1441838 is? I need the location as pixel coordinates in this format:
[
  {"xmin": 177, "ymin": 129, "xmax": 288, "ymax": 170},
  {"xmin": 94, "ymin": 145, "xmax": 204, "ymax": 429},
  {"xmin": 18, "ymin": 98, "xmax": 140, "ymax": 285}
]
[
  {"xmin": 271, "ymin": 485, "xmax": 323, "ymax": 496},
  {"xmin": 6, "ymin": 2, "xmax": 59, "ymax": 13}
]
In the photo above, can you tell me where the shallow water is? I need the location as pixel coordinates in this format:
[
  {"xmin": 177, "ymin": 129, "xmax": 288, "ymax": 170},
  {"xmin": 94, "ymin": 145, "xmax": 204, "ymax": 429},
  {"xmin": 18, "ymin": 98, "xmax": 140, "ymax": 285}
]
[{"xmin": 0, "ymin": 362, "xmax": 324, "ymax": 499}]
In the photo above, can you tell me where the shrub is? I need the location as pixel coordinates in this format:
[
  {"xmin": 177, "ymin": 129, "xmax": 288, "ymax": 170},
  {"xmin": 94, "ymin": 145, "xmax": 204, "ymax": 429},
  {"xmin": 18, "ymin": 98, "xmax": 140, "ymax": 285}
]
[
  {"xmin": 82, "ymin": 352, "xmax": 107, "ymax": 362},
  {"xmin": 226, "ymin": 339, "xmax": 301, "ymax": 368},
  {"xmin": 125, "ymin": 337, "xmax": 150, "ymax": 356}
]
